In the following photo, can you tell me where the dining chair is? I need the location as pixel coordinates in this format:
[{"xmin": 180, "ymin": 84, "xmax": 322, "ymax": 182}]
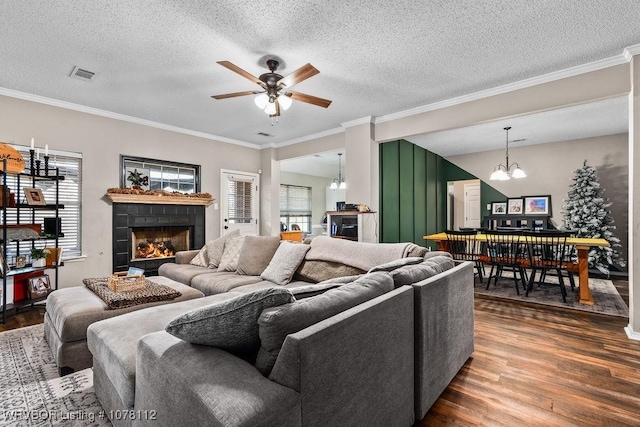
[
  {"xmin": 484, "ymin": 230, "xmax": 528, "ymax": 294},
  {"xmin": 522, "ymin": 231, "xmax": 574, "ymax": 302},
  {"xmin": 445, "ymin": 229, "xmax": 486, "ymax": 282}
]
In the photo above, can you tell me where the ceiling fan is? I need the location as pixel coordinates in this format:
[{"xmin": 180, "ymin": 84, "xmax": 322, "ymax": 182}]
[{"xmin": 211, "ymin": 59, "xmax": 332, "ymax": 117}]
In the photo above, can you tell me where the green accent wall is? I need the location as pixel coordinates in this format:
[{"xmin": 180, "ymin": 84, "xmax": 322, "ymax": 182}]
[{"xmin": 379, "ymin": 139, "xmax": 506, "ymax": 248}]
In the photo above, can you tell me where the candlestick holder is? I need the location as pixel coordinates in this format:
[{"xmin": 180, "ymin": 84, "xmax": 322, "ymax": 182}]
[
  {"xmin": 29, "ymin": 149, "xmax": 35, "ymax": 176},
  {"xmin": 35, "ymin": 160, "xmax": 41, "ymax": 176},
  {"xmin": 44, "ymin": 156, "xmax": 49, "ymax": 176}
]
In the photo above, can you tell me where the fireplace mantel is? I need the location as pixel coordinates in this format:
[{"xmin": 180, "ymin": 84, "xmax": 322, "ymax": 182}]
[{"xmin": 106, "ymin": 193, "xmax": 213, "ymax": 206}]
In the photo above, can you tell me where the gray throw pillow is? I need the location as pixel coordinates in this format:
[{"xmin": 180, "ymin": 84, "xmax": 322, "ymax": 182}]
[
  {"xmin": 255, "ymin": 272, "xmax": 394, "ymax": 376},
  {"xmin": 189, "ymin": 246, "xmax": 209, "ymax": 267},
  {"xmin": 236, "ymin": 235, "xmax": 281, "ymax": 276},
  {"xmin": 165, "ymin": 288, "xmax": 295, "ymax": 359},
  {"xmin": 367, "ymin": 257, "xmax": 425, "ymax": 273},
  {"xmin": 390, "ymin": 255, "xmax": 455, "ymax": 286},
  {"xmin": 206, "ymin": 229, "xmax": 240, "ymax": 268},
  {"xmin": 217, "ymin": 234, "xmax": 246, "ymax": 272},
  {"xmin": 260, "ymin": 242, "xmax": 311, "ymax": 286}
]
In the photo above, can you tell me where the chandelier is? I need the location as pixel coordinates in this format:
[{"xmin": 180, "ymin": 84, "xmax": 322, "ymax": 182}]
[
  {"xmin": 490, "ymin": 126, "xmax": 526, "ymax": 180},
  {"xmin": 330, "ymin": 153, "xmax": 346, "ymax": 190}
]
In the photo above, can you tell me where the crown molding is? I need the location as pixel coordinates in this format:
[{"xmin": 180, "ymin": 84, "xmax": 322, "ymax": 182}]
[
  {"xmin": 0, "ymin": 87, "xmax": 261, "ymax": 149},
  {"xmin": 341, "ymin": 116, "xmax": 373, "ymax": 129},
  {"xmin": 269, "ymin": 126, "xmax": 344, "ymax": 149},
  {"xmin": 624, "ymin": 43, "xmax": 640, "ymax": 61},
  {"xmin": 375, "ymin": 52, "xmax": 630, "ymax": 124}
]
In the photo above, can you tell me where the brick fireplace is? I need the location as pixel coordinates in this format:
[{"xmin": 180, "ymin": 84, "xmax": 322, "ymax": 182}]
[{"xmin": 112, "ymin": 203, "xmax": 205, "ymax": 276}]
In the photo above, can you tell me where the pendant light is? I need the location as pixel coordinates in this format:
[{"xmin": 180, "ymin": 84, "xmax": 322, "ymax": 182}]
[
  {"xmin": 490, "ymin": 126, "xmax": 526, "ymax": 180},
  {"xmin": 331, "ymin": 153, "xmax": 346, "ymax": 190}
]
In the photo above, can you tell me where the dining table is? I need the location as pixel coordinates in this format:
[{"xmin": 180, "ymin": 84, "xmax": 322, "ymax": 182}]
[{"xmin": 423, "ymin": 232, "xmax": 611, "ymax": 305}]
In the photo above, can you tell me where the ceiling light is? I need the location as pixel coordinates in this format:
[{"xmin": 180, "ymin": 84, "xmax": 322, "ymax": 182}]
[
  {"xmin": 278, "ymin": 94, "xmax": 292, "ymax": 110},
  {"xmin": 254, "ymin": 93, "xmax": 269, "ymax": 109},
  {"xmin": 489, "ymin": 126, "xmax": 526, "ymax": 181},
  {"xmin": 331, "ymin": 153, "xmax": 346, "ymax": 190},
  {"xmin": 264, "ymin": 101, "xmax": 277, "ymax": 115}
]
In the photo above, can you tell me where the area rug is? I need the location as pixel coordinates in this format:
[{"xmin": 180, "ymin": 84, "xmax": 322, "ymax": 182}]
[
  {"xmin": 0, "ymin": 324, "xmax": 109, "ymax": 426},
  {"xmin": 475, "ymin": 273, "xmax": 629, "ymax": 318}
]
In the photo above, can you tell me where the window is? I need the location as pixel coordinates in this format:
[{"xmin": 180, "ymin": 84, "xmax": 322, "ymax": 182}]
[
  {"xmin": 120, "ymin": 156, "xmax": 200, "ymax": 193},
  {"xmin": 280, "ymin": 185, "xmax": 312, "ymax": 233},
  {"xmin": 5, "ymin": 146, "xmax": 82, "ymax": 259}
]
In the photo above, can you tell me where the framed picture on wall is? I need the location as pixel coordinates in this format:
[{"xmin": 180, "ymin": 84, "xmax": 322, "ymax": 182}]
[
  {"xmin": 524, "ymin": 195, "xmax": 551, "ymax": 215},
  {"xmin": 507, "ymin": 198, "xmax": 524, "ymax": 214},
  {"xmin": 491, "ymin": 202, "xmax": 507, "ymax": 215}
]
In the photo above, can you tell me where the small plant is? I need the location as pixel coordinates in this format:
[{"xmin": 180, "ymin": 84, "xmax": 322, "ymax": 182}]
[
  {"xmin": 127, "ymin": 168, "xmax": 149, "ymax": 189},
  {"xmin": 30, "ymin": 248, "xmax": 51, "ymax": 260}
]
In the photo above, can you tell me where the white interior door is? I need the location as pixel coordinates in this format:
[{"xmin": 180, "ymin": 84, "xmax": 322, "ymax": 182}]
[
  {"xmin": 464, "ymin": 183, "xmax": 481, "ymax": 228},
  {"xmin": 220, "ymin": 170, "xmax": 259, "ymax": 236}
]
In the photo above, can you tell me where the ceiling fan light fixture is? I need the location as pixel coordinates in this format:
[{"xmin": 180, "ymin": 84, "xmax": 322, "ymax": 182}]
[
  {"xmin": 278, "ymin": 94, "xmax": 292, "ymax": 110},
  {"xmin": 264, "ymin": 101, "xmax": 277, "ymax": 115},
  {"xmin": 254, "ymin": 93, "xmax": 269, "ymax": 109}
]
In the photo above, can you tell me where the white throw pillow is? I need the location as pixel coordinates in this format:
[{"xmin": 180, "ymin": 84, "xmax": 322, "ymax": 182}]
[
  {"xmin": 217, "ymin": 234, "xmax": 247, "ymax": 272},
  {"xmin": 189, "ymin": 246, "xmax": 209, "ymax": 267},
  {"xmin": 260, "ymin": 242, "xmax": 311, "ymax": 286},
  {"xmin": 206, "ymin": 229, "xmax": 240, "ymax": 268}
]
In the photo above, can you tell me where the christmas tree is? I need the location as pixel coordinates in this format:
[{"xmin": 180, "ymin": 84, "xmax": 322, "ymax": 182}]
[{"xmin": 562, "ymin": 160, "xmax": 624, "ymax": 275}]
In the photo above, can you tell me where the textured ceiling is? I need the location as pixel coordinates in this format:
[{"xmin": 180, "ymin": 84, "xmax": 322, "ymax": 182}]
[{"xmin": 1, "ymin": 1, "xmax": 639, "ymax": 148}]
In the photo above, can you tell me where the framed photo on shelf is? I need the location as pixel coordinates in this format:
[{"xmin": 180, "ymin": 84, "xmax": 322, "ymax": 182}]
[
  {"xmin": 524, "ymin": 195, "xmax": 551, "ymax": 215},
  {"xmin": 23, "ymin": 188, "xmax": 46, "ymax": 206},
  {"xmin": 491, "ymin": 202, "xmax": 507, "ymax": 215},
  {"xmin": 15, "ymin": 255, "xmax": 27, "ymax": 269},
  {"xmin": 27, "ymin": 274, "xmax": 51, "ymax": 299},
  {"xmin": 507, "ymin": 198, "xmax": 524, "ymax": 215}
]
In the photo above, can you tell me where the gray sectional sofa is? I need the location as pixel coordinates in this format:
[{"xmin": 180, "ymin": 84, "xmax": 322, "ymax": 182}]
[{"xmin": 86, "ymin": 235, "xmax": 474, "ymax": 426}]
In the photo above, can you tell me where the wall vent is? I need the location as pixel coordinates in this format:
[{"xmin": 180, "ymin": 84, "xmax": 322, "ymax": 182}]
[{"xmin": 69, "ymin": 66, "xmax": 95, "ymax": 82}]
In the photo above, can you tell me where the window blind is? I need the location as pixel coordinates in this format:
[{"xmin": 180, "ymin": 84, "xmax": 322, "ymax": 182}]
[
  {"xmin": 228, "ymin": 178, "xmax": 254, "ymax": 224},
  {"xmin": 280, "ymin": 185, "xmax": 312, "ymax": 216}
]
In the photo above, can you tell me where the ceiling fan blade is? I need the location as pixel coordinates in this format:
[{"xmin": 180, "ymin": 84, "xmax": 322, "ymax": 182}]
[
  {"xmin": 211, "ymin": 90, "xmax": 263, "ymax": 100},
  {"xmin": 286, "ymin": 91, "xmax": 332, "ymax": 108},
  {"xmin": 277, "ymin": 63, "xmax": 319, "ymax": 88},
  {"xmin": 217, "ymin": 61, "xmax": 264, "ymax": 86}
]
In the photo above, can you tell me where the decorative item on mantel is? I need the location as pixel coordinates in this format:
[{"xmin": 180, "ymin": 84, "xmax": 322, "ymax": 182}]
[{"xmin": 106, "ymin": 187, "xmax": 214, "ymax": 206}]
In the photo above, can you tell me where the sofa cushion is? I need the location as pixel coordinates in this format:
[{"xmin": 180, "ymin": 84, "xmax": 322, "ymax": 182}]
[
  {"xmin": 255, "ymin": 271, "xmax": 394, "ymax": 376},
  {"xmin": 294, "ymin": 259, "xmax": 365, "ymax": 283},
  {"xmin": 189, "ymin": 245, "xmax": 209, "ymax": 267},
  {"xmin": 206, "ymin": 229, "xmax": 240, "ymax": 268},
  {"xmin": 260, "ymin": 242, "xmax": 310, "ymax": 286},
  {"xmin": 217, "ymin": 234, "xmax": 247, "ymax": 272},
  {"xmin": 390, "ymin": 255, "xmax": 456, "ymax": 286},
  {"xmin": 236, "ymin": 235, "xmax": 281, "ymax": 276},
  {"xmin": 190, "ymin": 272, "xmax": 264, "ymax": 295},
  {"xmin": 166, "ymin": 288, "xmax": 295, "ymax": 360},
  {"xmin": 157, "ymin": 263, "xmax": 210, "ymax": 286}
]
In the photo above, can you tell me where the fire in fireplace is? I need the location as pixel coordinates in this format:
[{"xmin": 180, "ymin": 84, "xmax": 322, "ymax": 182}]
[{"xmin": 131, "ymin": 227, "xmax": 190, "ymax": 261}]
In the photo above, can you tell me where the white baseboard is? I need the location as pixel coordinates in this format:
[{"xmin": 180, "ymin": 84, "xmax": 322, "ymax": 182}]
[{"xmin": 624, "ymin": 325, "xmax": 640, "ymax": 341}]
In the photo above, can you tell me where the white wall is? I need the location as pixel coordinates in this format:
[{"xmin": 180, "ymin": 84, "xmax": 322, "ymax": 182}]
[
  {"xmin": 447, "ymin": 134, "xmax": 629, "ymax": 267},
  {"xmin": 0, "ymin": 94, "xmax": 261, "ymax": 287},
  {"xmin": 280, "ymin": 171, "xmax": 332, "ymax": 225}
]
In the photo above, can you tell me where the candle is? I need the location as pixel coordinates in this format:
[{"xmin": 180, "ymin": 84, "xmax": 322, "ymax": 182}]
[
  {"xmin": 31, "ymin": 138, "xmax": 34, "ymax": 150},
  {"xmin": 36, "ymin": 148, "xmax": 40, "ymax": 160},
  {"xmin": 45, "ymin": 144, "xmax": 49, "ymax": 156}
]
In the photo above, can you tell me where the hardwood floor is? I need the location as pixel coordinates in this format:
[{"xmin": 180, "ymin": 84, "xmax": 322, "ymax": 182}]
[
  {"xmin": 2, "ymin": 281, "xmax": 639, "ymax": 426},
  {"xmin": 0, "ymin": 304, "xmax": 45, "ymax": 332},
  {"xmin": 420, "ymin": 279, "xmax": 640, "ymax": 426}
]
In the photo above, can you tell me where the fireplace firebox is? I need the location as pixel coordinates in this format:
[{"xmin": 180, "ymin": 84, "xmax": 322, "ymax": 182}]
[{"xmin": 113, "ymin": 203, "xmax": 205, "ymax": 276}]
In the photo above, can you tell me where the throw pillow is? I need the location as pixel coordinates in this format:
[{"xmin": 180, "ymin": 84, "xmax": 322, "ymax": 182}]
[
  {"xmin": 206, "ymin": 229, "xmax": 241, "ymax": 268},
  {"xmin": 236, "ymin": 235, "xmax": 281, "ymax": 276},
  {"xmin": 260, "ymin": 242, "xmax": 311, "ymax": 286},
  {"xmin": 367, "ymin": 257, "xmax": 425, "ymax": 273},
  {"xmin": 165, "ymin": 288, "xmax": 295, "ymax": 360},
  {"xmin": 189, "ymin": 246, "xmax": 209, "ymax": 267},
  {"xmin": 390, "ymin": 255, "xmax": 456, "ymax": 286},
  {"xmin": 217, "ymin": 234, "xmax": 247, "ymax": 272},
  {"xmin": 255, "ymin": 272, "xmax": 394, "ymax": 376}
]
